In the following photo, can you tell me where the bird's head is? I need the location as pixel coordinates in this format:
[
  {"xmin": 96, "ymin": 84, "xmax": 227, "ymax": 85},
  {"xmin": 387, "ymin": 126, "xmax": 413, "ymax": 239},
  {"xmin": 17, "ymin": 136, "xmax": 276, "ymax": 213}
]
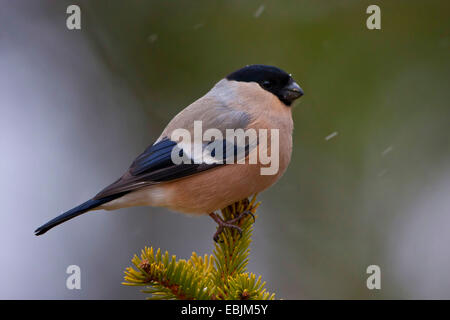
[{"xmin": 226, "ymin": 64, "xmax": 303, "ymax": 106}]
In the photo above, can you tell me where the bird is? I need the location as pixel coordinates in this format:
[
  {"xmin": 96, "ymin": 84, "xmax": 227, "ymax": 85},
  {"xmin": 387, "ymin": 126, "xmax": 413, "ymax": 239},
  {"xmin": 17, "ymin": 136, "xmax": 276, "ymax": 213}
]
[{"xmin": 34, "ymin": 64, "xmax": 303, "ymax": 241}]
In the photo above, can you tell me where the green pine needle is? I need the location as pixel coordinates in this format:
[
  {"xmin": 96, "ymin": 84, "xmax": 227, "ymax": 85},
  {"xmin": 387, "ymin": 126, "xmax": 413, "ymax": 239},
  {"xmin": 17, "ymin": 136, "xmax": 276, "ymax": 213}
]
[{"xmin": 122, "ymin": 195, "xmax": 275, "ymax": 300}]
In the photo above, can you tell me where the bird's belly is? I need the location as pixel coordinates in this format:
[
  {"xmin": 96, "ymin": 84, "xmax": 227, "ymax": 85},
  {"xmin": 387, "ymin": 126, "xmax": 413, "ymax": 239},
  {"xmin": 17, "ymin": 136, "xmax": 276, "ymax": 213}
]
[{"xmin": 159, "ymin": 162, "xmax": 285, "ymax": 214}]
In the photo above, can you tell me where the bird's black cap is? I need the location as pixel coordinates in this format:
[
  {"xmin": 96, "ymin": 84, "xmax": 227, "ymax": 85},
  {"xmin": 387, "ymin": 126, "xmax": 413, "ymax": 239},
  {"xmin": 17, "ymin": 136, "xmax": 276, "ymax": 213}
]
[{"xmin": 226, "ymin": 64, "xmax": 303, "ymax": 106}]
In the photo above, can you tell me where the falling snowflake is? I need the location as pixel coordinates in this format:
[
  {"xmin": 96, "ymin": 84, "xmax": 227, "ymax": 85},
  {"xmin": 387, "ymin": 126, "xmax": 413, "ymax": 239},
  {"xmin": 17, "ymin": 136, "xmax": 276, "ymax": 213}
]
[
  {"xmin": 254, "ymin": 5, "xmax": 265, "ymax": 18},
  {"xmin": 325, "ymin": 131, "xmax": 338, "ymax": 141},
  {"xmin": 381, "ymin": 146, "xmax": 394, "ymax": 156},
  {"xmin": 147, "ymin": 34, "xmax": 158, "ymax": 43},
  {"xmin": 378, "ymin": 169, "xmax": 388, "ymax": 177},
  {"xmin": 193, "ymin": 23, "xmax": 204, "ymax": 30}
]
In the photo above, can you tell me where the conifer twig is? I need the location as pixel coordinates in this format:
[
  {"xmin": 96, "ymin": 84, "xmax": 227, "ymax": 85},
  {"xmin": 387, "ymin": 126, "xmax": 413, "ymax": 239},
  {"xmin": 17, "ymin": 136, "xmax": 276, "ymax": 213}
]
[{"xmin": 122, "ymin": 195, "xmax": 275, "ymax": 300}]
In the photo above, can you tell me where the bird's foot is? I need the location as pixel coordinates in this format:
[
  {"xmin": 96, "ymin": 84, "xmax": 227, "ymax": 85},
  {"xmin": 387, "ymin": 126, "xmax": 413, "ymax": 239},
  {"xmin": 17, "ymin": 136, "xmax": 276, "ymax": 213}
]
[
  {"xmin": 209, "ymin": 211, "xmax": 255, "ymax": 242},
  {"xmin": 226, "ymin": 210, "xmax": 256, "ymax": 224}
]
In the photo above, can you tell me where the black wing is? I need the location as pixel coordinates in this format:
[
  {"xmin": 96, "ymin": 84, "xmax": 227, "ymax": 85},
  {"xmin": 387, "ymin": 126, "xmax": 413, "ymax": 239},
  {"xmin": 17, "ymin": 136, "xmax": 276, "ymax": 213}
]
[{"xmin": 93, "ymin": 137, "xmax": 250, "ymax": 199}]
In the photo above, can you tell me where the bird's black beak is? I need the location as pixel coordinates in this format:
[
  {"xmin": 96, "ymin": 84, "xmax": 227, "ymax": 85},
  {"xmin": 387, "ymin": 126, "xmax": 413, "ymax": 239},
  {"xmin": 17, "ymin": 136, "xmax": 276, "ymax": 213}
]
[{"xmin": 280, "ymin": 80, "xmax": 303, "ymax": 106}]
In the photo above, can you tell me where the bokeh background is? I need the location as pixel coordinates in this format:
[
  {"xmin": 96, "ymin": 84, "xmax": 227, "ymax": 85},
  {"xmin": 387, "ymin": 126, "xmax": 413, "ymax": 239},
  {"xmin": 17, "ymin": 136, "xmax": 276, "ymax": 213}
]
[{"xmin": 1, "ymin": 0, "xmax": 449, "ymax": 299}]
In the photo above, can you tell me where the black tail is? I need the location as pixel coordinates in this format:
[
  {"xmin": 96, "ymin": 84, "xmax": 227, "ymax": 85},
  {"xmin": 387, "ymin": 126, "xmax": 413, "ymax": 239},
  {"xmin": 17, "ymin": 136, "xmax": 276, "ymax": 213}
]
[{"xmin": 34, "ymin": 192, "xmax": 128, "ymax": 236}]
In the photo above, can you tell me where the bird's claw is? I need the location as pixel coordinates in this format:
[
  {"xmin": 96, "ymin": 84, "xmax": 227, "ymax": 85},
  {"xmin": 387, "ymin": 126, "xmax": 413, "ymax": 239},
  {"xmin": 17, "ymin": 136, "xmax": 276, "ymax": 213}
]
[
  {"xmin": 209, "ymin": 210, "xmax": 255, "ymax": 243},
  {"xmin": 212, "ymin": 223, "xmax": 243, "ymax": 243},
  {"xmin": 228, "ymin": 210, "xmax": 255, "ymax": 224}
]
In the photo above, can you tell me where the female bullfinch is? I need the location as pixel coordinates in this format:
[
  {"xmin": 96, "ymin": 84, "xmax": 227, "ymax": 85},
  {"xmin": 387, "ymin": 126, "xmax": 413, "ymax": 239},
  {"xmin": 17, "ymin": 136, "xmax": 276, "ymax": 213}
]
[{"xmin": 35, "ymin": 64, "xmax": 303, "ymax": 240}]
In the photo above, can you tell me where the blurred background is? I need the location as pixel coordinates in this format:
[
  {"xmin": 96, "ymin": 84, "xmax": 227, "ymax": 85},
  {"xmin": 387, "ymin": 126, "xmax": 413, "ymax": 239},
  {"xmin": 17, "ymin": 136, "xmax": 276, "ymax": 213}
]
[{"xmin": 1, "ymin": 0, "xmax": 449, "ymax": 299}]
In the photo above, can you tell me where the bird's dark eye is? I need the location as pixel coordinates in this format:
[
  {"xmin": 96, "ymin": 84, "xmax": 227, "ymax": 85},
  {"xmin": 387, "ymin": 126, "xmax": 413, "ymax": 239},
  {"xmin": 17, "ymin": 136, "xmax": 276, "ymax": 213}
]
[{"xmin": 262, "ymin": 80, "xmax": 272, "ymax": 88}]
